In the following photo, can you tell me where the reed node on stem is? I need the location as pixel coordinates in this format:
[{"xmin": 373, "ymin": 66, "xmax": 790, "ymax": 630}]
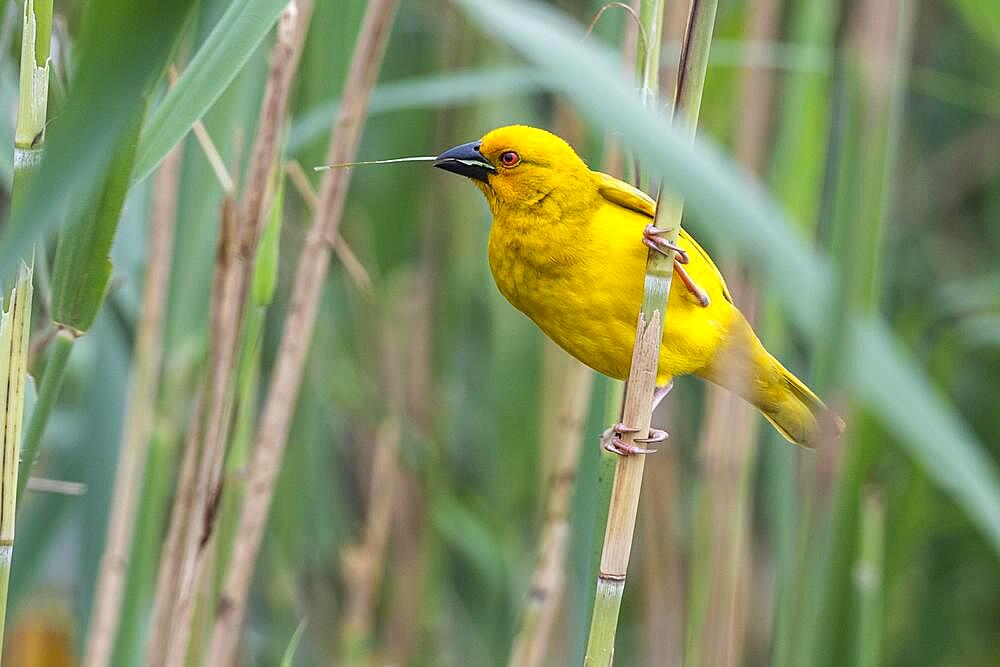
[{"xmin": 1, "ymin": 0, "xmax": 50, "ymax": 655}]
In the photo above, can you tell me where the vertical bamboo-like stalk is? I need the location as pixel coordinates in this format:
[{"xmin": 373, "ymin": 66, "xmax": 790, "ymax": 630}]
[
  {"xmin": 1, "ymin": 0, "xmax": 50, "ymax": 654},
  {"xmin": 205, "ymin": 1, "xmax": 400, "ymax": 663},
  {"xmin": 585, "ymin": 0, "xmax": 719, "ymax": 662},
  {"xmin": 10, "ymin": 0, "xmax": 51, "ymax": 508},
  {"xmin": 0, "ymin": 263, "xmax": 33, "ymax": 656},
  {"xmin": 83, "ymin": 144, "xmax": 182, "ymax": 667}
]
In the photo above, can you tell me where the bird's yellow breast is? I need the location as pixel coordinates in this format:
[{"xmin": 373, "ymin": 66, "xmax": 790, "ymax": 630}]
[{"xmin": 487, "ymin": 194, "xmax": 736, "ymax": 384}]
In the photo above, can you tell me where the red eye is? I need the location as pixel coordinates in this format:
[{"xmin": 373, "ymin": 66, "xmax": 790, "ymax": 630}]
[{"xmin": 500, "ymin": 150, "xmax": 520, "ymax": 167}]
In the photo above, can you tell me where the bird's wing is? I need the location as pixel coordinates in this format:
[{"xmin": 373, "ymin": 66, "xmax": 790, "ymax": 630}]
[{"xmin": 592, "ymin": 170, "xmax": 733, "ymax": 304}]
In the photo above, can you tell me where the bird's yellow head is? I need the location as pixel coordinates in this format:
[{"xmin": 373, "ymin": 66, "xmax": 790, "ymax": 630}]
[{"xmin": 434, "ymin": 125, "xmax": 593, "ymax": 212}]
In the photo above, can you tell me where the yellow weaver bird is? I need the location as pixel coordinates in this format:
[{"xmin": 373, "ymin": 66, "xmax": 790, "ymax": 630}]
[{"xmin": 434, "ymin": 125, "xmax": 840, "ymax": 452}]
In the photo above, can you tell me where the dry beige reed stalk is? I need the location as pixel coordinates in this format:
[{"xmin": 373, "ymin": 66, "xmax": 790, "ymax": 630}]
[
  {"xmin": 146, "ymin": 383, "xmax": 205, "ymax": 666},
  {"xmin": 508, "ymin": 361, "xmax": 594, "ymax": 667},
  {"xmin": 285, "ymin": 159, "xmax": 374, "ymax": 294},
  {"xmin": 149, "ymin": 5, "xmax": 316, "ymax": 665},
  {"xmin": 83, "ymin": 143, "xmax": 183, "ymax": 667},
  {"xmin": 205, "ymin": 0, "xmax": 400, "ymax": 662},
  {"xmin": 339, "ymin": 418, "xmax": 402, "ymax": 661},
  {"xmin": 692, "ymin": 0, "xmax": 779, "ymax": 663}
]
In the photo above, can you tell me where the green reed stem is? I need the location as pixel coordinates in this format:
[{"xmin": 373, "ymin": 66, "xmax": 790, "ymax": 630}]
[
  {"xmin": 584, "ymin": 1, "xmax": 719, "ymax": 663},
  {"xmin": 16, "ymin": 328, "xmax": 72, "ymax": 504}
]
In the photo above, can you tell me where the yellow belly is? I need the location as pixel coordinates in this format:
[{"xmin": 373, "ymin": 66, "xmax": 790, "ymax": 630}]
[{"xmin": 488, "ymin": 201, "xmax": 736, "ymax": 384}]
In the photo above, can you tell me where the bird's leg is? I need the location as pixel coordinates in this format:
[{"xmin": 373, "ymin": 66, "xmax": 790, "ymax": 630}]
[
  {"xmin": 600, "ymin": 382, "xmax": 673, "ymax": 456},
  {"xmin": 673, "ymin": 264, "xmax": 711, "ymax": 308},
  {"xmin": 651, "ymin": 380, "xmax": 674, "ymax": 412},
  {"xmin": 642, "ymin": 224, "xmax": 712, "ymax": 308}
]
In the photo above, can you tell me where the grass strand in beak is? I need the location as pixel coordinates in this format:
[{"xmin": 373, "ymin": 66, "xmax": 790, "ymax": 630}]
[{"xmin": 313, "ymin": 155, "xmax": 437, "ymax": 170}]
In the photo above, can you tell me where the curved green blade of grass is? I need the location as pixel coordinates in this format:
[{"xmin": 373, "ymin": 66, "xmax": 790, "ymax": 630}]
[
  {"xmin": 132, "ymin": 0, "xmax": 292, "ymax": 183},
  {"xmin": 0, "ymin": 0, "xmax": 196, "ymax": 280},
  {"xmin": 949, "ymin": 0, "xmax": 1000, "ymax": 49},
  {"xmin": 288, "ymin": 67, "xmax": 551, "ymax": 153},
  {"xmin": 454, "ymin": 0, "xmax": 1000, "ymax": 553}
]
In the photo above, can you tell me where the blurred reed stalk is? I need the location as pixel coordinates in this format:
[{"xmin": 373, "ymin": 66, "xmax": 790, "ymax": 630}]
[
  {"xmin": 143, "ymin": 112, "xmax": 236, "ymax": 667},
  {"xmin": 145, "ymin": 385, "xmax": 204, "ymax": 666},
  {"xmin": 508, "ymin": 361, "xmax": 593, "ymax": 667},
  {"xmin": 763, "ymin": 2, "xmax": 839, "ymax": 663},
  {"xmin": 796, "ymin": 0, "xmax": 914, "ymax": 664},
  {"xmin": 853, "ymin": 486, "xmax": 884, "ymax": 667},
  {"xmin": 338, "ymin": 276, "xmax": 428, "ymax": 664},
  {"xmin": 687, "ymin": 0, "xmax": 780, "ymax": 664},
  {"xmin": 152, "ymin": 4, "xmax": 315, "ymax": 664},
  {"xmin": 82, "ymin": 144, "xmax": 182, "ymax": 667},
  {"xmin": 205, "ymin": 0, "xmax": 400, "ymax": 662},
  {"xmin": 585, "ymin": 0, "xmax": 718, "ymax": 662},
  {"xmin": 338, "ymin": 417, "xmax": 402, "ymax": 662},
  {"xmin": 1, "ymin": 0, "xmax": 49, "ymax": 653}
]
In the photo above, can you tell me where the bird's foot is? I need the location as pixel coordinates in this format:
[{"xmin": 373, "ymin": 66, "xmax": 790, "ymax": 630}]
[
  {"xmin": 642, "ymin": 224, "xmax": 689, "ymax": 264},
  {"xmin": 601, "ymin": 422, "xmax": 668, "ymax": 456},
  {"xmin": 642, "ymin": 225, "xmax": 711, "ymax": 308}
]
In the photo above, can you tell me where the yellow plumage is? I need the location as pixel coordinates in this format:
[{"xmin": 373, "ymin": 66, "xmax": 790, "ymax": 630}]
[{"xmin": 437, "ymin": 125, "xmax": 838, "ymax": 447}]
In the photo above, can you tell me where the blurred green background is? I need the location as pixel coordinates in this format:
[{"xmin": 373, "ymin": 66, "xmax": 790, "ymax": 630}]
[{"xmin": 0, "ymin": 0, "xmax": 998, "ymax": 664}]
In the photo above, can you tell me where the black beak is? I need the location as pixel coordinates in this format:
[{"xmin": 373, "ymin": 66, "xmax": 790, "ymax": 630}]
[{"xmin": 433, "ymin": 141, "xmax": 495, "ymax": 183}]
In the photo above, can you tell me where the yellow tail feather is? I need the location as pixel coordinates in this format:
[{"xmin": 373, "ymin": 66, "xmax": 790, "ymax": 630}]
[
  {"xmin": 760, "ymin": 358, "xmax": 843, "ymax": 448},
  {"xmin": 701, "ymin": 313, "xmax": 843, "ymax": 448}
]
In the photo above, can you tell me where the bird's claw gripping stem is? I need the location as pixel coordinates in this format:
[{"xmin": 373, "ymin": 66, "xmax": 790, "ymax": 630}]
[
  {"xmin": 642, "ymin": 224, "xmax": 711, "ymax": 308},
  {"xmin": 643, "ymin": 224, "xmax": 689, "ymax": 263},
  {"xmin": 601, "ymin": 422, "xmax": 668, "ymax": 457}
]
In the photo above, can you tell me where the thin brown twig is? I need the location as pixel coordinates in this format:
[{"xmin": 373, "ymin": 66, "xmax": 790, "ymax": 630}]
[
  {"xmin": 285, "ymin": 159, "xmax": 374, "ymax": 294},
  {"xmin": 168, "ymin": 67, "xmax": 236, "ymax": 197},
  {"xmin": 284, "ymin": 159, "xmax": 319, "ymax": 210},
  {"xmin": 204, "ymin": 1, "xmax": 400, "ymax": 662},
  {"xmin": 83, "ymin": 142, "xmax": 184, "ymax": 667},
  {"xmin": 586, "ymin": 2, "xmax": 649, "ymax": 63}
]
